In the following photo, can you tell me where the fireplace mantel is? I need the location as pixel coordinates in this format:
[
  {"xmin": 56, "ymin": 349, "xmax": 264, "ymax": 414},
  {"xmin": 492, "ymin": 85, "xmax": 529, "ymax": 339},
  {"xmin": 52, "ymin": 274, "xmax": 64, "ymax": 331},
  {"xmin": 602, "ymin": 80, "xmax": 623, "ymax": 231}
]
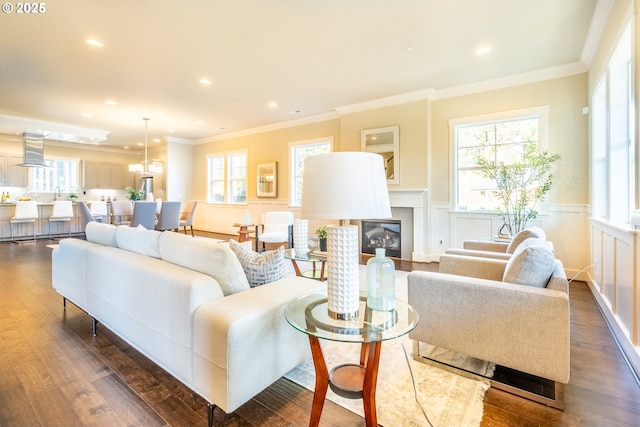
[{"xmin": 388, "ymin": 189, "xmax": 428, "ymax": 262}]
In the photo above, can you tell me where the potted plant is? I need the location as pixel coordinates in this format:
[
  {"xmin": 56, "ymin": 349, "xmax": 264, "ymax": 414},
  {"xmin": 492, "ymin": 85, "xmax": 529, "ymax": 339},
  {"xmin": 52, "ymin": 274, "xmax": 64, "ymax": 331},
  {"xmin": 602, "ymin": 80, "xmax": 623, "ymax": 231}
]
[
  {"xmin": 126, "ymin": 187, "xmax": 144, "ymax": 201},
  {"xmin": 477, "ymin": 141, "xmax": 560, "ymax": 236},
  {"xmin": 316, "ymin": 225, "xmax": 328, "ymax": 251},
  {"xmin": 68, "ymin": 193, "xmax": 78, "ymax": 201}
]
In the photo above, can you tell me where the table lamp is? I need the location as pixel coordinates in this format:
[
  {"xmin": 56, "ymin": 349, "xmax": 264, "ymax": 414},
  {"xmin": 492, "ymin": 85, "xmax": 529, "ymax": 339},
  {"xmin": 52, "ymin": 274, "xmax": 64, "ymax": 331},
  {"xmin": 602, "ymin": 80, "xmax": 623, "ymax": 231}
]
[{"xmin": 300, "ymin": 152, "xmax": 391, "ymax": 320}]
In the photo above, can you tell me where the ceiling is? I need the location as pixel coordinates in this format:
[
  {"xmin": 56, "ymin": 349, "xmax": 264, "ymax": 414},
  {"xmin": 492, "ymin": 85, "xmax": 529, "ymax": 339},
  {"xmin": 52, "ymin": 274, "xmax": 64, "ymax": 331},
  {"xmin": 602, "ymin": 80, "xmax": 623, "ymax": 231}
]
[{"xmin": 0, "ymin": 0, "xmax": 604, "ymax": 151}]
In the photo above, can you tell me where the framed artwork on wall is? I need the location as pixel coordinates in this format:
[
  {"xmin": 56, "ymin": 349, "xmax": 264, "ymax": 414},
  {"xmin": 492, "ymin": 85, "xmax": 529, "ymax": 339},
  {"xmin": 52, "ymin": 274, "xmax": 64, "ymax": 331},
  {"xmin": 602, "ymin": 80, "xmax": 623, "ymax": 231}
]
[{"xmin": 257, "ymin": 161, "xmax": 277, "ymax": 197}]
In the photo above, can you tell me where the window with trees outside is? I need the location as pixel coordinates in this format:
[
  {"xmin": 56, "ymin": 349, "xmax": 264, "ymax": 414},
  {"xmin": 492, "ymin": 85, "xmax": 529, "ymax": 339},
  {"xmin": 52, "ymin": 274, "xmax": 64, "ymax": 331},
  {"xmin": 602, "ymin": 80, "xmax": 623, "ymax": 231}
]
[
  {"xmin": 207, "ymin": 151, "xmax": 247, "ymax": 204},
  {"xmin": 452, "ymin": 106, "xmax": 549, "ymax": 211},
  {"xmin": 591, "ymin": 26, "xmax": 633, "ymax": 224},
  {"xmin": 30, "ymin": 158, "xmax": 79, "ymax": 193},
  {"xmin": 289, "ymin": 138, "xmax": 332, "ymax": 207}
]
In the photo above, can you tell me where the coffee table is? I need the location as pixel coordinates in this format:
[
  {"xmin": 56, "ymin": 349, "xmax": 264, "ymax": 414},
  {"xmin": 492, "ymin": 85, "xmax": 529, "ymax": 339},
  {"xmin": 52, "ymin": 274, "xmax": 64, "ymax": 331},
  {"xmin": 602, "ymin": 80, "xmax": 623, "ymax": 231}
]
[
  {"xmin": 285, "ymin": 292, "xmax": 418, "ymax": 427},
  {"xmin": 284, "ymin": 249, "xmax": 327, "ymax": 281}
]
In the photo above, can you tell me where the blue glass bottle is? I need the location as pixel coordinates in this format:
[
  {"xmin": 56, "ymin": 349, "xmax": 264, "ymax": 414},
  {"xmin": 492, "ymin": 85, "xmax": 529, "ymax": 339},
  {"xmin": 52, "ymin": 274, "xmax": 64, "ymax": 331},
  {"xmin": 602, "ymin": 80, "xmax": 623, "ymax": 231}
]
[{"xmin": 366, "ymin": 248, "xmax": 395, "ymax": 311}]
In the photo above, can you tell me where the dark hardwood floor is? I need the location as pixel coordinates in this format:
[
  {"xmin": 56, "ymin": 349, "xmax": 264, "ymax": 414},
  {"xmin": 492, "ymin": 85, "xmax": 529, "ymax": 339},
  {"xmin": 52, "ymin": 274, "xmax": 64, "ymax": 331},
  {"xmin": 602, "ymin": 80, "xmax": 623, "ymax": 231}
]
[{"xmin": 1, "ymin": 232, "xmax": 639, "ymax": 426}]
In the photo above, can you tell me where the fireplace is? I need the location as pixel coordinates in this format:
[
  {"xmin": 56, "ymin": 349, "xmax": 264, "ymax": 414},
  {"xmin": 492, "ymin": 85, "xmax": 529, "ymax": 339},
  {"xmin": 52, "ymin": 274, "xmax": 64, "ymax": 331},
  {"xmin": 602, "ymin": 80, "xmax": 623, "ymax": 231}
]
[{"xmin": 361, "ymin": 220, "xmax": 401, "ymax": 258}]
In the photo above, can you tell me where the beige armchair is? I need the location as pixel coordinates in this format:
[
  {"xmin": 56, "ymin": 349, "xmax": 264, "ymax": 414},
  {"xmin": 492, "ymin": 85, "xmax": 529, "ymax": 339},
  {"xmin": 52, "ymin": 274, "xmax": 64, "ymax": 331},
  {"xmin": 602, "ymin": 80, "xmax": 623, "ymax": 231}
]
[
  {"xmin": 445, "ymin": 226, "xmax": 547, "ymax": 260},
  {"xmin": 408, "ymin": 241, "xmax": 569, "ymax": 409}
]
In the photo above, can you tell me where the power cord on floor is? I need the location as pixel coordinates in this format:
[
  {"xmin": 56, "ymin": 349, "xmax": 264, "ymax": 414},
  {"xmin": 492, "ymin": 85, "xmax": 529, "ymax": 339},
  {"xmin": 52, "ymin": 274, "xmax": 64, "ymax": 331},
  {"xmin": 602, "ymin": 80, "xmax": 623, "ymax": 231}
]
[
  {"xmin": 363, "ymin": 319, "xmax": 434, "ymax": 427},
  {"xmin": 568, "ymin": 264, "xmax": 595, "ymax": 284}
]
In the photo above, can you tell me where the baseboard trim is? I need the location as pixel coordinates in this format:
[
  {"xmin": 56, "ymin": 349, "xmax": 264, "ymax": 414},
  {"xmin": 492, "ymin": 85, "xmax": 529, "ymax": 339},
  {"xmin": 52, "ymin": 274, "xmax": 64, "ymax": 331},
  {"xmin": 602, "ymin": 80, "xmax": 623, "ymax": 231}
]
[{"xmin": 585, "ymin": 279, "xmax": 640, "ymax": 387}]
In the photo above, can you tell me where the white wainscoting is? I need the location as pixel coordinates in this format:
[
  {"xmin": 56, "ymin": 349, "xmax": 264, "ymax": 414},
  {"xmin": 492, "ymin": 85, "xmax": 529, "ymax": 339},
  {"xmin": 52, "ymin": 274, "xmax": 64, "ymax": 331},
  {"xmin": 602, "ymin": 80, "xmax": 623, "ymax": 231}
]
[{"xmin": 589, "ymin": 219, "xmax": 640, "ymax": 377}]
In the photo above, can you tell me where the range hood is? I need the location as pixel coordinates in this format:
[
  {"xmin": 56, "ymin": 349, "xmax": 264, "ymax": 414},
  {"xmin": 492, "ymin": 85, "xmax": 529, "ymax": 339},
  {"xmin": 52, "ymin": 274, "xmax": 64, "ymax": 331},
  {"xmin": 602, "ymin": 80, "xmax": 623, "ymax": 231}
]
[{"xmin": 18, "ymin": 132, "xmax": 48, "ymax": 167}]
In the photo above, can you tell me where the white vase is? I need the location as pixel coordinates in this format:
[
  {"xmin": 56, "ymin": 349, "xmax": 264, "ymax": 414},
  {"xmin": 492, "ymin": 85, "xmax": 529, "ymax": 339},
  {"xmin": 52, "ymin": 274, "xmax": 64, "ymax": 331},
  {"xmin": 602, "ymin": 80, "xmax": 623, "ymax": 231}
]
[{"xmin": 293, "ymin": 219, "xmax": 309, "ymax": 253}]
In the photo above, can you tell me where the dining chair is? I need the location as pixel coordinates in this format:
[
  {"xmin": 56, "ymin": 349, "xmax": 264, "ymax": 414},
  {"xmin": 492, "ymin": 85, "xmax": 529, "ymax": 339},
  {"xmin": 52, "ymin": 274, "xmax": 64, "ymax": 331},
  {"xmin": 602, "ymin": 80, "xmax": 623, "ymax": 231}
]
[
  {"xmin": 10, "ymin": 200, "xmax": 39, "ymax": 242},
  {"xmin": 76, "ymin": 201, "xmax": 95, "ymax": 234},
  {"xmin": 155, "ymin": 201, "xmax": 181, "ymax": 231},
  {"xmin": 254, "ymin": 211, "xmax": 294, "ymax": 252},
  {"xmin": 111, "ymin": 200, "xmax": 133, "ymax": 225},
  {"xmin": 179, "ymin": 200, "xmax": 198, "ymax": 236},
  {"xmin": 89, "ymin": 200, "xmax": 108, "ymax": 222},
  {"xmin": 49, "ymin": 200, "xmax": 74, "ymax": 239},
  {"xmin": 130, "ymin": 201, "xmax": 158, "ymax": 230}
]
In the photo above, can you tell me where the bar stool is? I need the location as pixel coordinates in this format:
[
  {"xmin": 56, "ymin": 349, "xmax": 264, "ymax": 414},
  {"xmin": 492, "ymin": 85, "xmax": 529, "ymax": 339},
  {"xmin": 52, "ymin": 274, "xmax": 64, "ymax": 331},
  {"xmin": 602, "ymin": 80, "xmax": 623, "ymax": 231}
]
[
  {"xmin": 89, "ymin": 200, "xmax": 108, "ymax": 222},
  {"xmin": 49, "ymin": 200, "xmax": 74, "ymax": 239},
  {"xmin": 10, "ymin": 201, "xmax": 38, "ymax": 243}
]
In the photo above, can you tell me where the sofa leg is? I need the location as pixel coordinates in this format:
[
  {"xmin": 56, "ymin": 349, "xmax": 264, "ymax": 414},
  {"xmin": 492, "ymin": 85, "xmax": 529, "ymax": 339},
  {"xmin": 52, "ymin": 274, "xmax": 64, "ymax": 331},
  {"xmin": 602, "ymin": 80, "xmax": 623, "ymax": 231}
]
[
  {"xmin": 207, "ymin": 403, "xmax": 216, "ymax": 427},
  {"xmin": 63, "ymin": 297, "xmax": 66, "ymax": 309},
  {"xmin": 92, "ymin": 318, "xmax": 98, "ymax": 337}
]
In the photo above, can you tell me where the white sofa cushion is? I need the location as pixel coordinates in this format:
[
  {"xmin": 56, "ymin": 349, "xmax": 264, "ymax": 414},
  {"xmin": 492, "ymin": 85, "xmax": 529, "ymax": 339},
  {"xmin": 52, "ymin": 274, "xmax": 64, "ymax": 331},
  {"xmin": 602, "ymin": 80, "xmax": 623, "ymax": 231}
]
[
  {"xmin": 229, "ymin": 239, "xmax": 286, "ymax": 287},
  {"xmin": 158, "ymin": 232, "xmax": 250, "ymax": 295},
  {"xmin": 115, "ymin": 225, "xmax": 162, "ymax": 258},
  {"xmin": 85, "ymin": 221, "xmax": 118, "ymax": 247},
  {"xmin": 503, "ymin": 241, "xmax": 555, "ymax": 288}
]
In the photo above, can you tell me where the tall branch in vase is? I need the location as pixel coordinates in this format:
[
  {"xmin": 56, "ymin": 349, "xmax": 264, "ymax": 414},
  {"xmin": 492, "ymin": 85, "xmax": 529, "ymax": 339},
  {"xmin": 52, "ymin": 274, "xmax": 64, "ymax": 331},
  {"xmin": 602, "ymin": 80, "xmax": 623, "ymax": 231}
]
[{"xmin": 477, "ymin": 142, "xmax": 560, "ymax": 234}]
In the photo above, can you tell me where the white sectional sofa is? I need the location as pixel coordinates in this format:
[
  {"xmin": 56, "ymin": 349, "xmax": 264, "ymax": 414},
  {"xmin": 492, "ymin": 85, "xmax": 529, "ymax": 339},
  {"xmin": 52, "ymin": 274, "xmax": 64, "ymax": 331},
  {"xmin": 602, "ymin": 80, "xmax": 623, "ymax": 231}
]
[{"xmin": 51, "ymin": 222, "xmax": 323, "ymax": 426}]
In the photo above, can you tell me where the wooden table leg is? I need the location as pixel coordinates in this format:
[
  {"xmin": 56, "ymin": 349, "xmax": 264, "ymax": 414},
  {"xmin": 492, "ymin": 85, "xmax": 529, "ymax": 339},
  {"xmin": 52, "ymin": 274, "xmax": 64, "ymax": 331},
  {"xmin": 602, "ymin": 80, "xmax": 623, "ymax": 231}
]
[
  {"xmin": 308, "ymin": 336, "xmax": 329, "ymax": 427},
  {"xmin": 291, "ymin": 259, "xmax": 302, "ymax": 276},
  {"xmin": 361, "ymin": 341, "xmax": 382, "ymax": 427}
]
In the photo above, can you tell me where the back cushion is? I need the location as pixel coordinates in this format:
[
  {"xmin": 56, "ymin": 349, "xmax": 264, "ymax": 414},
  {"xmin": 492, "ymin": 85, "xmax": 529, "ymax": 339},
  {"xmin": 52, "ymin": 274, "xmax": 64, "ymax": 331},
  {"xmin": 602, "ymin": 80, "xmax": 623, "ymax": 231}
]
[
  {"xmin": 503, "ymin": 242, "xmax": 556, "ymax": 288},
  {"xmin": 85, "ymin": 222, "xmax": 118, "ymax": 247},
  {"xmin": 115, "ymin": 225, "xmax": 162, "ymax": 258},
  {"xmin": 506, "ymin": 227, "xmax": 547, "ymax": 254},
  {"xmin": 158, "ymin": 232, "xmax": 250, "ymax": 295}
]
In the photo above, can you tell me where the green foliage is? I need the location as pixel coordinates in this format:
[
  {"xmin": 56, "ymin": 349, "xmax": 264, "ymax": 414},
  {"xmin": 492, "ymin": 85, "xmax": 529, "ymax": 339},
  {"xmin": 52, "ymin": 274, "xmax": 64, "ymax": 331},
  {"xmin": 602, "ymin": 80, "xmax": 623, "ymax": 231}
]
[
  {"xmin": 315, "ymin": 225, "xmax": 327, "ymax": 239},
  {"xmin": 127, "ymin": 187, "xmax": 144, "ymax": 201},
  {"xmin": 477, "ymin": 142, "xmax": 560, "ymax": 234}
]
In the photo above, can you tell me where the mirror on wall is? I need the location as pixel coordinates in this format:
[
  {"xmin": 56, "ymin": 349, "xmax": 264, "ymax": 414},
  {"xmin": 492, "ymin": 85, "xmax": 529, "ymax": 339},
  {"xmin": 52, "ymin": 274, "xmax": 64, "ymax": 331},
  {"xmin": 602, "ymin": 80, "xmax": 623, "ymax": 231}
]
[{"xmin": 361, "ymin": 125, "xmax": 399, "ymax": 184}]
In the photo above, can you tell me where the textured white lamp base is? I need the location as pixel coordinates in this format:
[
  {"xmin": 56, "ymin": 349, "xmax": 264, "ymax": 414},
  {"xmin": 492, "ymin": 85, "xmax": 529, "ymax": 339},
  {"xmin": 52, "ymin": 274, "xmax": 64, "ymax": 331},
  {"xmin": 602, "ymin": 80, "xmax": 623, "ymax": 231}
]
[
  {"xmin": 326, "ymin": 224, "xmax": 360, "ymax": 320},
  {"xmin": 293, "ymin": 219, "xmax": 309, "ymax": 254}
]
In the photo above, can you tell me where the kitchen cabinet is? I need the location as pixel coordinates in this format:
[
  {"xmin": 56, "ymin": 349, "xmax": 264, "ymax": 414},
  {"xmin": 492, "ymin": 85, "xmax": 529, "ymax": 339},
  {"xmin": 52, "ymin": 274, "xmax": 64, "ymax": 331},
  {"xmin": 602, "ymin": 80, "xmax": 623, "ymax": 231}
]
[
  {"xmin": 83, "ymin": 161, "xmax": 130, "ymax": 189},
  {"xmin": 110, "ymin": 163, "xmax": 131, "ymax": 189},
  {"xmin": 0, "ymin": 154, "xmax": 28, "ymax": 187}
]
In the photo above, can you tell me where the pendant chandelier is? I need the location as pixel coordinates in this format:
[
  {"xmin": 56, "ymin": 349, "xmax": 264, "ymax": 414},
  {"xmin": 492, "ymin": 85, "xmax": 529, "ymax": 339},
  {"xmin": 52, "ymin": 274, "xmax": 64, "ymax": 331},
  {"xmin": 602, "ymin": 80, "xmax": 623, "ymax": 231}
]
[{"xmin": 128, "ymin": 117, "xmax": 163, "ymax": 174}]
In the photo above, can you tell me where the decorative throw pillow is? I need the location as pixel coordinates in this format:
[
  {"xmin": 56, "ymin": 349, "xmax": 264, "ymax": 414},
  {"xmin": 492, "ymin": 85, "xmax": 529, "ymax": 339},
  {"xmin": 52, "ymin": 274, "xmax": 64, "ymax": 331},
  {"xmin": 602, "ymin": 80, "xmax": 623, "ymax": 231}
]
[
  {"xmin": 506, "ymin": 227, "xmax": 546, "ymax": 254},
  {"xmin": 503, "ymin": 242, "xmax": 556, "ymax": 288},
  {"xmin": 229, "ymin": 239, "xmax": 286, "ymax": 287},
  {"xmin": 158, "ymin": 232, "xmax": 250, "ymax": 296}
]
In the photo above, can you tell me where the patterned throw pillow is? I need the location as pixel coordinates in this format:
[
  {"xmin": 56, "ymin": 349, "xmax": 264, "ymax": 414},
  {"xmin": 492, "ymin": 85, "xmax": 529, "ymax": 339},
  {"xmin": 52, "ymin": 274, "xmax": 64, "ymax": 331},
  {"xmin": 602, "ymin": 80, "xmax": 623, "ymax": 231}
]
[{"xmin": 229, "ymin": 239, "xmax": 286, "ymax": 287}]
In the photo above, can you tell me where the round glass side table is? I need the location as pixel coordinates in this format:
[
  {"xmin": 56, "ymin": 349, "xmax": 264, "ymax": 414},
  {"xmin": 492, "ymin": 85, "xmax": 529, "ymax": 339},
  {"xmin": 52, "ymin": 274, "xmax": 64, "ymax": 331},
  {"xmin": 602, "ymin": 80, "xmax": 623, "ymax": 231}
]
[{"xmin": 285, "ymin": 292, "xmax": 418, "ymax": 427}]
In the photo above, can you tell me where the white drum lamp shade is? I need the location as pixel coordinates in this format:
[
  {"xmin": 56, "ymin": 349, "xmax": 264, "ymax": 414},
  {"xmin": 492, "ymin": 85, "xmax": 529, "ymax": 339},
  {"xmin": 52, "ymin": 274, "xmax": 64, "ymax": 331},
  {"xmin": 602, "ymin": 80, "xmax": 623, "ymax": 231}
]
[{"xmin": 301, "ymin": 152, "xmax": 391, "ymax": 319}]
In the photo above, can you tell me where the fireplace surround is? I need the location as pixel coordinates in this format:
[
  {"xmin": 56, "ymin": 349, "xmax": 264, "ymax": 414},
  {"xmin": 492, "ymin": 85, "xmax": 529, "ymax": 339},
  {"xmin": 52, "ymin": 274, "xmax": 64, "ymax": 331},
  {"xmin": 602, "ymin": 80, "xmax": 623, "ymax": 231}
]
[{"xmin": 361, "ymin": 220, "xmax": 401, "ymax": 258}]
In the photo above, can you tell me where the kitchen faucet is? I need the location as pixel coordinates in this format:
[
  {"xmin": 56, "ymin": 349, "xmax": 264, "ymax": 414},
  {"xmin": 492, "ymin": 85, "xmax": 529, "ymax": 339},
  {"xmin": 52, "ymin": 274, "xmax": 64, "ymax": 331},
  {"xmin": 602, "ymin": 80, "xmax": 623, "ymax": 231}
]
[{"xmin": 54, "ymin": 186, "xmax": 61, "ymax": 201}]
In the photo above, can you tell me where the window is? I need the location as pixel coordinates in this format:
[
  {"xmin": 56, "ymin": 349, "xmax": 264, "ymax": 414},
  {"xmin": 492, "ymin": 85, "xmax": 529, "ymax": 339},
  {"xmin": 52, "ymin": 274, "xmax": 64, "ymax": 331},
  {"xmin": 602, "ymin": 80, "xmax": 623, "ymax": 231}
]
[
  {"xmin": 592, "ymin": 26, "xmax": 633, "ymax": 224},
  {"xmin": 452, "ymin": 107, "xmax": 548, "ymax": 211},
  {"xmin": 31, "ymin": 158, "xmax": 79, "ymax": 193},
  {"xmin": 207, "ymin": 151, "xmax": 247, "ymax": 204},
  {"xmin": 289, "ymin": 138, "xmax": 332, "ymax": 207}
]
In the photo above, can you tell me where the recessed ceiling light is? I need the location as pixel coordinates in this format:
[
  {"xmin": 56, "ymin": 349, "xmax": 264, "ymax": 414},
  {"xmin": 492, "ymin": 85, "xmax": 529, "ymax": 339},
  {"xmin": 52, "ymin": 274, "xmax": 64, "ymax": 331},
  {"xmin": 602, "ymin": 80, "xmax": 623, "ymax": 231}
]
[
  {"xmin": 268, "ymin": 102, "xmax": 278, "ymax": 109},
  {"xmin": 82, "ymin": 112, "xmax": 92, "ymax": 117},
  {"xmin": 168, "ymin": 129, "xmax": 175, "ymax": 133},
  {"xmin": 475, "ymin": 46, "xmax": 491, "ymax": 55},
  {"xmin": 86, "ymin": 39, "xmax": 104, "ymax": 47},
  {"xmin": 137, "ymin": 142, "xmax": 144, "ymax": 146},
  {"xmin": 153, "ymin": 138, "xmax": 161, "ymax": 143},
  {"xmin": 106, "ymin": 99, "xmax": 117, "ymax": 106},
  {"xmin": 123, "ymin": 146, "xmax": 130, "ymax": 150},
  {"xmin": 196, "ymin": 120, "xmax": 205, "ymax": 125},
  {"xmin": 200, "ymin": 79, "xmax": 212, "ymax": 85}
]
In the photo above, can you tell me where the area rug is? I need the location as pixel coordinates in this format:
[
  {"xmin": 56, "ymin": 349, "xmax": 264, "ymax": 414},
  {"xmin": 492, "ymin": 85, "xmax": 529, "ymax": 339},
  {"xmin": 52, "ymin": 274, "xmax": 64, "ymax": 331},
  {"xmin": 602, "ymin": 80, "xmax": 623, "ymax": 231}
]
[{"xmin": 283, "ymin": 263, "xmax": 490, "ymax": 427}]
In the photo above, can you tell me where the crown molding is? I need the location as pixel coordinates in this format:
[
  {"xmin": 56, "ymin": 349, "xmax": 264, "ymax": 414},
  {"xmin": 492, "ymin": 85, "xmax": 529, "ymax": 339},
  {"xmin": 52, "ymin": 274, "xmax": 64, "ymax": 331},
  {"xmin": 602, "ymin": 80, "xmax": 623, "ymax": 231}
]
[
  {"xmin": 334, "ymin": 89, "xmax": 434, "ymax": 116},
  {"xmin": 430, "ymin": 62, "xmax": 588, "ymax": 101},
  {"xmin": 196, "ymin": 111, "xmax": 339, "ymax": 144}
]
